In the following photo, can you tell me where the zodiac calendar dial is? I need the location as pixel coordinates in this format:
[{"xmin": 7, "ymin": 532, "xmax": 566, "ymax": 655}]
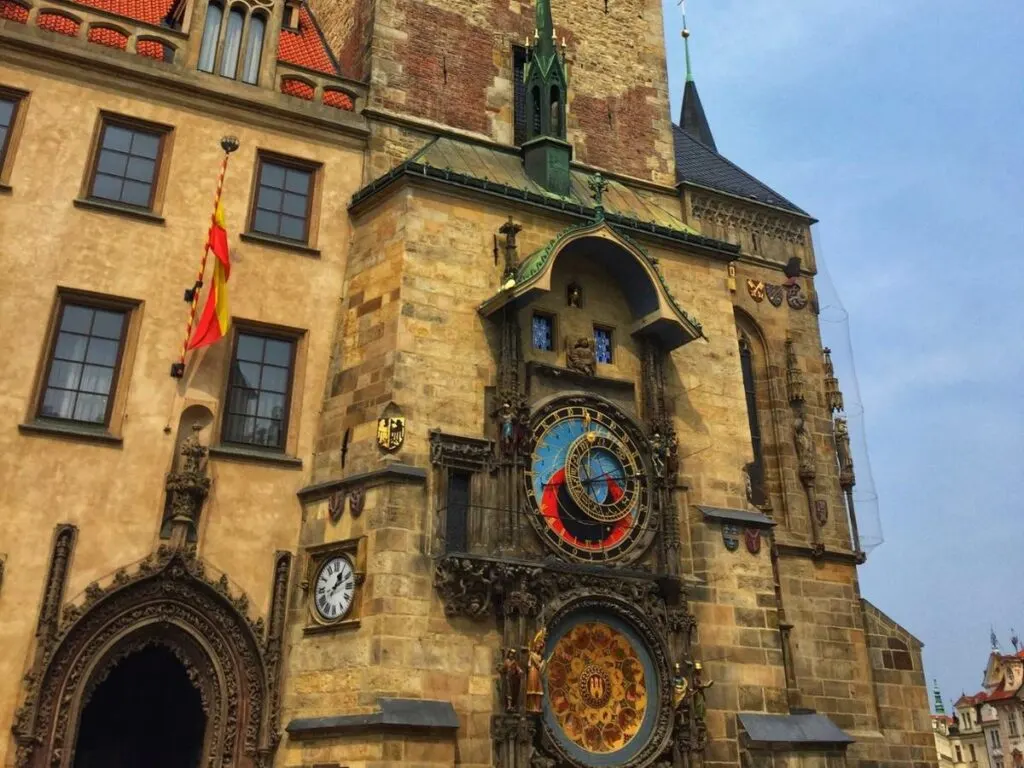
[{"xmin": 525, "ymin": 402, "xmax": 651, "ymax": 562}]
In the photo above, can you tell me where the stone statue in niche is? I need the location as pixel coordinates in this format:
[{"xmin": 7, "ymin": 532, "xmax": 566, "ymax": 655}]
[
  {"xmin": 499, "ymin": 648, "xmax": 523, "ymax": 712},
  {"xmin": 565, "ymin": 336, "xmax": 596, "ymax": 376},
  {"xmin": 499, "ymin": 400, "xmax": 517, "ymax": 455},
  {"xmin": 834, "ymin": 417, "xmax": 855, "ymax": 487},
  {"xmin": 567, "ymin": 282, "xmax": 583, "ymax": 308},
  {"xmin": 525, "ymin": 628, "xmax": 548, "ymax": 713},
  {"xmin": 793, "ymin": 415, "xmax": 815, "ymax": 478}
]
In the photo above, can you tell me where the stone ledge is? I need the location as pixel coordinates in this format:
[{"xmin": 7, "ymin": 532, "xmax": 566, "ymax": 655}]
[
  {"xmin": 19, "ymin": 419, "xmax": 122, "ymax": 445},
  {"xmin": 297, "ymin": 463, "xmax": 428, "ymax": 503},
  {"xmin": 698, "ymin": 505, "xmax": 775, "ymax": 529},
  {"xmin": 0, "ymin": 183, "xmax": 11, "ymax": 194},
  {"xmin": 526, "ymin": 360, "xmax": 636, "ymax": 394},
  {"xmin": 239, "ymin": 231, "xmax": 321, "ymax": 257},
  {"xmin": 739, "ymin": 712, "xmax": 854, "ymax": 748},
  {"xmin": 73, "ymin": 197, "xmax": 165, "ymax": 224},
  {"xmin": 209, "ymin": 444, "xmax": 303, "ymax": 469},
  {"xmin": 775, "ymin": 542, "xmax": 862, "ymax": 565},
  {"xmin": 286, "ymin": 698, "xmax": 459, "ymax": 739}
]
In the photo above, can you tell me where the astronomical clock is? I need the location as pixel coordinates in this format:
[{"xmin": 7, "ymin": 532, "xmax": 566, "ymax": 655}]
[{"xmin": 431, "ymin": 220, "xmax": 706, "ymax": 768}]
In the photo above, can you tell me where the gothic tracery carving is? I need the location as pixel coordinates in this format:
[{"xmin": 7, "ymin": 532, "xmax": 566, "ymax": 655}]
[
  {"xmin": 12, "ymin": 546, "xmax": 283, "ymax": 768},
  {"xmin": 691, "ymin": 193, "xmax": 807, "ymax": 246}
]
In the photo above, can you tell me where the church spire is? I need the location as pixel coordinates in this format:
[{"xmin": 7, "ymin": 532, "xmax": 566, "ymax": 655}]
[
  {"xmin": 933, "ymin": 680, "xmax": 946, "ymax": 715},
  {"xmin": 521, "ymin": 0, "xmax": 572, "ymax": 194},
  {"xmin": 678, "ymin": 2, "xmax": 717, "ymax": 151}
]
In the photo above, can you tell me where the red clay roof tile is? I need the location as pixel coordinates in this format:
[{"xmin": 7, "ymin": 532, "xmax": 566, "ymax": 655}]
[{"xmin": 278, "ymin": 6, "xmax": 340, "ymax": 76}]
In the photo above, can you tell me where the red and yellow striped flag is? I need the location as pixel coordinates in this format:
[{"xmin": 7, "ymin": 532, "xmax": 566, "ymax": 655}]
[{"xmin": 187, "ymin": 202, "xmax": 231, "ymax": 350}]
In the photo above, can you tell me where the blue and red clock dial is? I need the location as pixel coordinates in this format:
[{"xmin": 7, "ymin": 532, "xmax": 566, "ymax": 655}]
[{"xmin": 525, "ymin": 403, "xmax": 650, "ymax": 562}]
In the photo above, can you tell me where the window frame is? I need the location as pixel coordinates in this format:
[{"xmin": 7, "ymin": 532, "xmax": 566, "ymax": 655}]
[
  {"xmin": 512, "ymin": 44, "xmax": 528, "ymax": 146},
  {"xmin": 247, "ymin": 151, "xmax": 320, "ymax": 246},
  {"xmin": 218, "ymin": 320, "xmax": 306, "ymax": 455},
  {"xmin": 593, "ymin": 324, "xmax": 614, "ymax": 365},
  {"xmin": 31, "ymin": 289, "xmax": 141, "ymax": 434},
  {"xmin": 221, "ymin": 328, "xmax": 297, "ymax": 452},
  {"xmin": 0, "ymin": 86, "xmax": 29, "ymax": 187},
  {"xmin": 531, "ymin": 310, "xmax": 556, "ymax": 353},
  {"xmin": 83, "ymin": 112, "xmax": 172, "ymax": 213}
]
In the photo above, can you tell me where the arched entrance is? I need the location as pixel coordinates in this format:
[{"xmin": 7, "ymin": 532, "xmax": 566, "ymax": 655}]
[
  {"xmin": 11, "ymin": 548, "xmax": 288, "ymax": 768},
  {"xmin": 74, "ymin": 645, "xmax": 206, "ymax": 768}
]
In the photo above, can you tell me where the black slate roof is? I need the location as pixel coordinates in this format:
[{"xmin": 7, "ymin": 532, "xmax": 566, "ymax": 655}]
[{"xmin": 673, "ymin": 123, "xmax": 809, "ymax": 216}]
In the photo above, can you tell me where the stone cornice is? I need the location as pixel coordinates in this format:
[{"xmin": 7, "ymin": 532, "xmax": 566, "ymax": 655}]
[
  {"xmin": 0, "ymin": 23, "xmax": 369, "ymax": 147},
  {"xmin": 296, "ymin": 463, "xmax": 427, "ymax": 503}
]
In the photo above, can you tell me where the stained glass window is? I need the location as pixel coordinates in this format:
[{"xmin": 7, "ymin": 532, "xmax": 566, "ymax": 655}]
[
  {"xmin": 532, "ymin": 313, "xmax": 554, "ymax": 351},
  {"xmin": 594, "ymin": 326, "xmax": 612, "ymax": 364}
]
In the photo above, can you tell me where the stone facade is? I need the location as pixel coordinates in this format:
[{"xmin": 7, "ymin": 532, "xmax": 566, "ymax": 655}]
[{"xmin": 0, "ymin": 0, "xmax": 936, "ymax": 766}]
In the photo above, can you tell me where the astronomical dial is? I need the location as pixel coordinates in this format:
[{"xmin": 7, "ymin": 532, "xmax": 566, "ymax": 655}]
[
  {"xmin": 525, "ymin": 402, "xmax": 651, "ymax": 562},
  {"xmin": 313, "ymin": 555, "xmax": 355, "ymax": 622}
]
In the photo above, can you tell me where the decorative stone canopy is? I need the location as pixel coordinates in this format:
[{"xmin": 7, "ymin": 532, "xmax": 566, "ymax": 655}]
[{"xmin": 479, "ymin": 220, "xmax": 705, "ymax": 350}]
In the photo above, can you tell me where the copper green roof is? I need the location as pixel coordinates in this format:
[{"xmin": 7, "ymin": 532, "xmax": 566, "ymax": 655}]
[{"xmin": 349, "ymin": 136, "xmax": 738, "ymax": 258}]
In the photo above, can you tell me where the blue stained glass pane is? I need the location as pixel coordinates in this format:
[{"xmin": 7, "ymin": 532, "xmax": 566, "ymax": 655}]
[
  {"xmin": 594, "ymin": 327, "xmax": 612, "ymax": 363},
  {"xmin": 532, "ymin": 315, "xmax": 553, "ymax": 351}
]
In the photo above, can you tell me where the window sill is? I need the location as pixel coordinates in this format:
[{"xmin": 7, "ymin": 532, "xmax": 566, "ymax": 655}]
[
  {"xmin": 240, "ymin": 231, "xmax": 320, "ymax": 257},
  {"xmin": 209, "ymin": 443, "xmax": 303, "ymax": 468},
  {"xmin": 19, "ymin": 419, "xmax": 122, "ymax": 445},
  {"xmin": 73, "ymin": 197, "xmax": 165, "ymax": 224}
]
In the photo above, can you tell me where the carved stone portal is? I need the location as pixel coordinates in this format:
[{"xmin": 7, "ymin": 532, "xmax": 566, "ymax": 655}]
[{"xmin": 12, "ymin": 546, "xmax": 286, "ymax": 768}]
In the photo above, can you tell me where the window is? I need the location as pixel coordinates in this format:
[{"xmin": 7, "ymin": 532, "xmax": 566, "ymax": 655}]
[
  {"xmin": 594, "ymin": 326, "xmax": 613, "ymax": 364},
  {"xmin": 971, "ymin": 745, "xmax": 977, "ymax": 760},
  {"xmin": 512, "ymin": 45, "xmax": 527, "ymax": 145},
  {"xmin": 738, "ymin": 331, "xmax": 767, "ymax": 505},
  {"xmin": 241, "ymin": 14, "xmax": 264, "ymax": 84},
  {"xmin": 1011, "ymin": 712, "xmax": 1020, "ymax": 736},
  {"xmin": 955, "ymin": 745, "xmax": 963, "ymax": 762},
  {"xmin": 197, "ymin": 2, "xmax": 222, "ymax": 72},
  {"xmin": 223, "ymin": 332, "xmax": 295, "ymax": 450},
  {"xmin": 88, "ymin": 119, "xmax": 164, "ymax": 209},
  {"xmin": 445, "ymin": 470, "xmax": 470, "ymax": 553},
  {"xmin": 219, "ymin": 7, "xmax": 244, "ymax": 77},
  {"xmin": 0, "ymin": 93, "xmax": 20, "ymax": 170},
  {"xmin": 532, "ymin": 313, "xmax": 554, "ymax": 351},
  {"xmin": 39, "ymin": 302, "xmax": 127, "ymax": 426},
  {"xmin": 249, "ymin": 155, "xmax": 315, "ymax": 243},
  {"xmin": 993, "ymin": 729, "xmax": 1002, "ymax": 748},
  {"xmin": 197, "ymin": 0, "xmax": 266, "ymax": 84}
]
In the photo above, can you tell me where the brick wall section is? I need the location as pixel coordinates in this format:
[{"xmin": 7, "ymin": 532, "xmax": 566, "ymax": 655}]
[
  {"xmin": 306, "ymin": 0, "xmax": 373, "ymax": 79},
  {"xmin": 336, "ymin": 0, "xmax": 677, "ymax": 183}
]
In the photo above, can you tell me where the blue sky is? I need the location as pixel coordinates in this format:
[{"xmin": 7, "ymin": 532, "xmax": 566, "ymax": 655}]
[{"xmin": 661, "ymin": 0, "xmax": 1024, "ymax": 708}]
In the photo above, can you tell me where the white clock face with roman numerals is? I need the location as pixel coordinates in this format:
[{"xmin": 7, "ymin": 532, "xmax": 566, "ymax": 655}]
[{"xmin": 313, "ymin": 556, "xmax": 355, "ymax": 622}]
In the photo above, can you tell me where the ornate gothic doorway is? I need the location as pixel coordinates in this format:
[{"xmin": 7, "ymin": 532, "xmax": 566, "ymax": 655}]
[{"xmin": 73, "ymin": 645, "xmax": 206, "ymax": 768}]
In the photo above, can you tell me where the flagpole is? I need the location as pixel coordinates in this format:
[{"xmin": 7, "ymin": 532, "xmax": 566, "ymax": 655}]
[{"xmin": 170, "ymin": 135, "xmax": 239, "ymax": 378}]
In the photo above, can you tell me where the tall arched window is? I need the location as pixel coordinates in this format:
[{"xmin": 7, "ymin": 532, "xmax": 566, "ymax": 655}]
[
  {"xmin": 197, "ymin": 2, "xmax": 221, "ymax": 73},
  {"xmin": 531, "ymin": 86, "xmax": 541, "ymax": 134},
  {"xmin": 738, "ymin": 332, "xmax": 766, "ymax": 504},
  {"xmin": 219, "ymin": 6, "xmax": 244, "ymax": 77},
  {"xmin": 197, "ymin": 0, "xmax": 269, "ymax": 84},
  {"xmin": 241, "ymin": 13, "xmax": 264, "ymax": 84},
  {"xmin": 550, "ymin": 85, "xmax": 561, "ymax": 136}
]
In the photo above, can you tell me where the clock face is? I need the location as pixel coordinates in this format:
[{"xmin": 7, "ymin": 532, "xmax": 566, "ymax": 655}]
[
  {"xmin": 313, "ymin": 556, "xmax": 355, "ymax": 622},
  {"xmin": 525, "ymin": 402, "xmax": 651, "ymax": 562}
]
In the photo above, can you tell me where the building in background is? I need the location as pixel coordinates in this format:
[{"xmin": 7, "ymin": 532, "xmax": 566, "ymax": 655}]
[{"xmin": 0, "ymin": 0, "xmax": 937, "ymax": 765}]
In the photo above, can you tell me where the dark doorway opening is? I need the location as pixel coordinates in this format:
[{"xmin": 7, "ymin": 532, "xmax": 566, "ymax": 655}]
[{"xmin": 74, "ymin": 644, "xmax": 207, "ymax": 768}]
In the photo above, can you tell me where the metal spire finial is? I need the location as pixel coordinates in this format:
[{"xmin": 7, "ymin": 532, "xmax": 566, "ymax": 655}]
[{"xmin": 679, "ymin": 0, "xmax": 694, "ymax": 83}]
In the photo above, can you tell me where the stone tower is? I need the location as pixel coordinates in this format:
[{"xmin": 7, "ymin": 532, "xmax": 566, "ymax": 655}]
[{"xmin": 0, "ymin": 0, "xmax": 935, "ymax": 763}]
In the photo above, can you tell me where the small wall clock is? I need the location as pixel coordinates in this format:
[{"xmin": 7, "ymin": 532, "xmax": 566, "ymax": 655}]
[
  {"xmin": 303, "ymin": 537, "xmax": 366, "ymax": 632},
  {"xmin": 313, "ymin": 555, "xmax": 355, "ymax": 621}
]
